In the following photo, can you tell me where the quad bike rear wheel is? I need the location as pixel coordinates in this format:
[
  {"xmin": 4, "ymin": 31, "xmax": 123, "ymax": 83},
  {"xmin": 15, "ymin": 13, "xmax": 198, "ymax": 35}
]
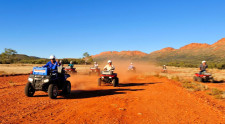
[
  {"xmin": 48, "ymin": 84, "xmax": 58, "ymax": 99},
  {"xmin": 63, "ymin": 81, "xmax": 71, "ymax": 95},
  {"xmin": 25, "ymin": 82, "xmax": 35, "ymax": 97},
  {"xmin": 210, "ymin": 78, "xmax": 215, "ymax": 83}
]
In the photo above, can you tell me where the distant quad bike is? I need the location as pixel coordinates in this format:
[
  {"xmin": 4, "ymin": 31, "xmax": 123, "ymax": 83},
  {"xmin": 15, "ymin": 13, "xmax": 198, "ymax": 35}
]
[
  {"xmin": 98, "ymin": 71, "xmax": 119, "ymax": 87},
  {"xmin": 65, "ymin": 67, "xmax": 77, "ymax": 74},
  {"xmin": 193, "ymin": 72, "xmax": 215, "ymax": 83},
  {"xmin": 161, "ymin": 69, "xmax": 168, "ymax": 73},
  {"xmin": 25, "ymin": 66, "xmax": 71, "ymax": 99},
  {"xmin": 128, "ymin": 67, "xmax": 136, "ymax": 73},
  {"xmin": 89, "ymin": 67, "xmax": 100, "ymax": 76}
]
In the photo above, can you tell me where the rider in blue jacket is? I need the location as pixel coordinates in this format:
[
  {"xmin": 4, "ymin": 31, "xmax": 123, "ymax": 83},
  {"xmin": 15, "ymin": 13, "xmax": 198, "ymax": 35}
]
[{"xmin": 43, "ymin": 55, "xmax": 58, "ymax": 70}]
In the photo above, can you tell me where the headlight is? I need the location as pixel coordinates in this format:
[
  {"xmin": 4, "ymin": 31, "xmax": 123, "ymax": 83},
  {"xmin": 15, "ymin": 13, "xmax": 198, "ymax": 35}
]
[
  {"xmin": 28, "ymin": 78, "xmax": 33, "ymax": 82},
  {"xmin": 43, "ymin": 79, "xmax": 49, "ymax": 83},
  {"xmin": 109, "ymin": 77, "xmax": 112, "ymax": 78},
  {"xmin": 101, "ymin": 76, "xmax": 104, "ymax": 79}
]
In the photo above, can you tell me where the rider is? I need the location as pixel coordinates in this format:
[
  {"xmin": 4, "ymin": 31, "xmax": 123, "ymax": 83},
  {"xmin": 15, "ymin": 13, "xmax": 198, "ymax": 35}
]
[
  {"xmin": 43, "ymin": 55, "xmax": 58, "ymax": 70},
  {"xmin": 163, "ymin": 65, "xmax": 167, "ymax": 70},
  {"xmin": 128, "ymin": 63, "xmax": 134, "ymax": 70},
  {"xmin": 68, "ymin": 61, "xmax": 74, "ymax": 69},
  {"xmin": 104, "ymin": 60, "xmax": 115, "ymax": 71},
  {"xmin": 199, "ymin": 61, "xmax": 208, "ymax": 74},
  {"xmin": 94, "ymin": 62, "xmax": 99, "ymax": 68},
  {"xmin": 57, "ymin": 60, "xmax": 63, "ymax": 66}
]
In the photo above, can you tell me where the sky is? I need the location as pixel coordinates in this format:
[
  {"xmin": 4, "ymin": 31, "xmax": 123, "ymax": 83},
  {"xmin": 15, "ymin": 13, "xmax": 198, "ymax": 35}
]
[{"xmin": 0, "ymin": 0, "xmax": 225, "ymax": 58}]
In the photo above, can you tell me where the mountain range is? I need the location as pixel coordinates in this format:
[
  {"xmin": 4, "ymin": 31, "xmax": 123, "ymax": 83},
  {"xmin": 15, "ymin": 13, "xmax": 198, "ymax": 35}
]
[{"xmin": 93, "ymin": 38, "xmax": 225, "ymax": 67}]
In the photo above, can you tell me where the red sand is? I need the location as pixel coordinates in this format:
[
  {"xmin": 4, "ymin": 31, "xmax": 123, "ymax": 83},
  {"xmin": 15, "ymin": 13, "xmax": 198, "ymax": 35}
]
[{"xmin": 0, "ymin": 74, "xmax": 225, "ymax": 123}]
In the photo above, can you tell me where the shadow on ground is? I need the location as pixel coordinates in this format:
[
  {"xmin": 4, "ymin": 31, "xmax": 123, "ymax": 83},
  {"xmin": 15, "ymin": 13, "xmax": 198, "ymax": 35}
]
[
  {"xmin": 33, "ymin": 82, "xmax": 161, "ymax": 99},
  {"xmin": 61, "ymin": 88, "xmax": 144, "ymax": 99},
  {"xmin": 33, "ymin": 95, "xmax": 48, "ymax": 97},
  {"xmin": 212, "ymin": 80, "xmax": 224, "ymax": 83},
  {"xmin": 119, "ymin": 82, "xmax": 161, "ymax": 87}
]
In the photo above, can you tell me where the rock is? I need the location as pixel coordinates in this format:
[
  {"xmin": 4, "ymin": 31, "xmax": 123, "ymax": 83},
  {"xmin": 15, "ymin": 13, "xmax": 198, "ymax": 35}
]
[
  {"xmin": 119, "ymin": 108, "xmax": 126, "ymax": 111},
  {"xmin": 137, "ymin": 113, "xmax": 142, "ymax": 115}
]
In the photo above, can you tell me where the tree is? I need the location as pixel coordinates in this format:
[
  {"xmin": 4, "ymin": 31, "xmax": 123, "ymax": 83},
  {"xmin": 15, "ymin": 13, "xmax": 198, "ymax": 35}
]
[
  {"xmin": 82, "ymin": 52, "xmax": 93, "ymax": 65},
  {"xmin": 1, "ymin": 48, "xmax": 17, "ymax": 59},
  {"xmin": 83, "ymin": 52, "xmax": 90, "ymax": 58},
  {"xmin": 0, "ymin": 48, "xmax": 17, "ymax": 63}
]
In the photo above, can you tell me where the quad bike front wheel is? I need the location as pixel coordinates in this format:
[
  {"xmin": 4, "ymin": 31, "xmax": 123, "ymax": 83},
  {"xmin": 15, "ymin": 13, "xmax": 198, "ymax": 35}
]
[
  {"xmin": 112, "ymin": 78, "xmax": 119, "ymax": 87},
  {"xmin": 197, "ymin": 77, "xmax": 203, "ymax": 82},
  {"xmin": 25, "ymin": 82, "xmax": 35, "ymax": 97},
  {"xmin": 48, "ymin": 84, "xmax": 58, "ymax": 99},
  {"xmin": 193, "ymin": 76, "xmax": 197, "ymax": 81}
]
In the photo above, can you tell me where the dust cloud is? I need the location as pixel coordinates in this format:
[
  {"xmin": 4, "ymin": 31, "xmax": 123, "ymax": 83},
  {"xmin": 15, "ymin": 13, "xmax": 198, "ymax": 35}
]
[{"xmin": 68, "ymin": 60, "xmax": 160, "ymax": 90}]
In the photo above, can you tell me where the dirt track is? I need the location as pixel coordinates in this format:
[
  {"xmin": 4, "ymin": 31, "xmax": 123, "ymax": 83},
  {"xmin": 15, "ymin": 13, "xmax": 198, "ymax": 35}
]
[{"xmin": 0, "ymin": 74, "xmax": 225, "ymax": 124}]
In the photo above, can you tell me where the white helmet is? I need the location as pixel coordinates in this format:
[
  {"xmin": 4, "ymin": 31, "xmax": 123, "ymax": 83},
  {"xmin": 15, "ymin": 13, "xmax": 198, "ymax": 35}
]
[
  {"xmin": 70, "ymin": 61, "xmax": 73, "ymax": 64},
  {"xmin": 94, "ymin": 62, "xmax": 97, "ymax": 64},
  {"xmin": 49, "ymin": 55, "xmax": 55, "ymax": 59},
  {"xmin": 108, "ymin": 60, "xmax": 112, "ymax": 63},
  {"xmin": 131, "ymin": 63, "xmax": 133, "ymax": 65},
  {"xmin": 163, "ymin": 65, "xmax": 166, "ymax": 66},
  {"xmin": 202, "ymin": 61, "xmax": 206, "ymax": 63}
]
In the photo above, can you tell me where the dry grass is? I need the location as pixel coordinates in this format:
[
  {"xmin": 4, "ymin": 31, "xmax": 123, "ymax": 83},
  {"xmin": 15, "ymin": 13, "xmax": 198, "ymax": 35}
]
[
  {"xmin": 171, "ymin": 76, "xmax": 180, "ymax": 82},
  {"xmin": 180, "ymin": 80, "xmax": 208, "ymax": 92},
  {"xmin": 207, "ymin": 88, "xmax": 225, "ymax": 99},
  {"xmin": 0, "ymin": 71, "xmax": 5, "ymax": 75},
  {"xmin": 0, "ymin": 64, "xmax": 95, "ymax": 75},
  {"xmin": 0, "ymin": 64, "xmax": 39, "ymax": 75},
  {"xmin": 169, "ymin": 75, "xmax": 208, "ymax": 92}
]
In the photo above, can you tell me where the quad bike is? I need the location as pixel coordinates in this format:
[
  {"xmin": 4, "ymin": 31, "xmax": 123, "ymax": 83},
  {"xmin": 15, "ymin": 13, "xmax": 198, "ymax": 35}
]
[
  {"xmin": 161, "ymin": 69, "xmax": 168, "ymax": 73},
  {"xmin": 193, "ymin": 72, "xmax": 215, "ymax": 83},
  {"xmin": 128, "ymin": 67, "xmax": 136, "ymax": 73},
  {"xmin": 65, "ymin": 67, "xmax": 77, "ymax": 74},
  {"xmin": 25, "ymin": 66, "xmax": 71, "ymax": 99},
  {"xmin": 98, "ymin": 70, "xmax": 119, "ymax": 87},
  {"xmin": 89, "ymin": 67, "xmax": 100, "ymax": 76}
]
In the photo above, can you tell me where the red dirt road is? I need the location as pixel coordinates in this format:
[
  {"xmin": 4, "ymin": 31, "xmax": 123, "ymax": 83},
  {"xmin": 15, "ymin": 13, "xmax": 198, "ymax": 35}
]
[{"xmin": 0, "ymin": 75, "xmax": 225, "ymax": 123}]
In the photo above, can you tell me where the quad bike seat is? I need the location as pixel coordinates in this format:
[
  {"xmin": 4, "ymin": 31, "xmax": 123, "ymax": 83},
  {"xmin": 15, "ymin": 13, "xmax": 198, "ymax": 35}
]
[
  {"xmin": 203, "ymin": 73, "xmax": 211, "ymax": 76},
  {"xmin": 57, "ymin": 65, "xmax": 63, "ymax": 73},
  {"xmin": 101, "ymin": 71, "xmax": 113, "ymax": 75},
  {"xmin": 90, "ymin": 67, "xmax": 99, "ymax": 70}
]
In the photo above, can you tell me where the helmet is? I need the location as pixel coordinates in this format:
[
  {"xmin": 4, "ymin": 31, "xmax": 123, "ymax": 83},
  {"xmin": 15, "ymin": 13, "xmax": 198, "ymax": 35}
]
[
  {"xmin": 202, "ymin": 61, "xmax": 206, "ymax": 63},
  {"xmin": 94, "ymin": 62, "xmax": 97, "ymax": 64},
  {"xmin": 163, "ymin": 65, "xmax": 166, "ymax": 66},
  {"xmin": 59, "ymin": 60, "xmax": 62, "ymax": 63},
  {"xmin": 108, "ymin": 60, "xmax": 112, "ymax": 63},
  {"xmin": 70, "ymin": 61, "xmax": 73, "ymax": 64},
  {"xmin": 49, "ymin": 55, "xmax": 55, "ymax": 60},
  {"xmin": 131, "ymin": 63, "xmax": 133, "ymax": 65}
]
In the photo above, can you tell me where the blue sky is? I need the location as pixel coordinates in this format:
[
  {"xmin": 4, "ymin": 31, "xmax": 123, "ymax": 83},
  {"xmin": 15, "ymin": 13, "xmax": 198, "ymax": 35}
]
[{"xmin": 0, "ymin": 0, "xmax": 225, "ymax": 58}]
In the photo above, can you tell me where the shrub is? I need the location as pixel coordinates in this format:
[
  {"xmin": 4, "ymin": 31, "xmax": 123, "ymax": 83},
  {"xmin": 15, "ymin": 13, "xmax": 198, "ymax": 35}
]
[
  {"xmin": 208, "ymin": 88, "xmax": 224, "ymax": 99},
  {"xmin": 171, "ymin": 76, "xmax": 180, "ymax": 82},
  {"xmin": 208, "ymin": 88, "xmax": 223, "ymax": 95}
]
